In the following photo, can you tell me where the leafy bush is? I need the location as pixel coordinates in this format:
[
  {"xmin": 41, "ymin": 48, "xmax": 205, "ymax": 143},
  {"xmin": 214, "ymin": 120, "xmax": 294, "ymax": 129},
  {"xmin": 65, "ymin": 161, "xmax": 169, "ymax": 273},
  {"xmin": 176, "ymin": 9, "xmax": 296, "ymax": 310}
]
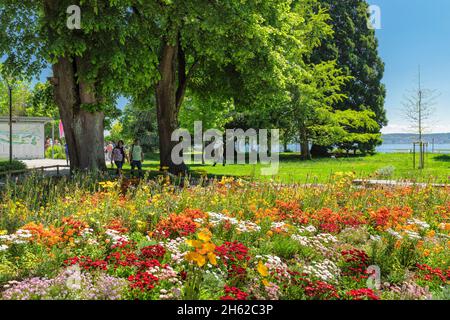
[
  {"xmin": 0, "ymin": 160, "xmax": 26, "ymax": 173},
  {"xmin": 375, "ymin": 166, "xmax": 395, "ymax": 179},
  {"xmin": 45, "ymin": 145, "xmax": 66, "ymax": 160}
]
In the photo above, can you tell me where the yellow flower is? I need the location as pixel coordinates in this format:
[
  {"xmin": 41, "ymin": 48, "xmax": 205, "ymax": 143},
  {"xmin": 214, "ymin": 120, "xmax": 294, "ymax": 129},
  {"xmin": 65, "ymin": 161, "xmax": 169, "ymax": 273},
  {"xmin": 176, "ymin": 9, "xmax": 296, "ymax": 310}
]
[
  {"xmin": 262, "ymin": 279, "xmax": 271, "ymax": 287},
  {"xmin": 185, "ymin": 229, "xmax": 217, "ymax": 267},
  {"xmin": 136, "ymin": 220, "xmax": 146, "ymax": 229},
  {"xmin": 199, "ymin": 242, "xmax": 216, "ymax": 255},
  {"xmin": 197, "ymin": 229, "xmax": 212, "ymax": 242},
  {"xmin": 207, "ymin": 252, "xmax": 217, "ymax": 266},
  {"xmin": 185, "ymin": 251, "xmax": 206, "ymax": 267},
  {"xmin": 186, "ymin": 239, "xmax": 204, "ymax": 249},
  {"xmin": 257, "ymin": 261, "xmax": 269, "ymax": 277}
]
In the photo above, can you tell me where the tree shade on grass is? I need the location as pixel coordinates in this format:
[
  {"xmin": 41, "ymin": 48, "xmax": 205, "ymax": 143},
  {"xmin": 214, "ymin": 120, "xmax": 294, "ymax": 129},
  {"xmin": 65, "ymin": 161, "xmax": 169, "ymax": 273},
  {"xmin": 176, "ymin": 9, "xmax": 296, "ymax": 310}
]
[{"xmin": 117, "ymin": 153, "xmax": 449, "ymax": 184}]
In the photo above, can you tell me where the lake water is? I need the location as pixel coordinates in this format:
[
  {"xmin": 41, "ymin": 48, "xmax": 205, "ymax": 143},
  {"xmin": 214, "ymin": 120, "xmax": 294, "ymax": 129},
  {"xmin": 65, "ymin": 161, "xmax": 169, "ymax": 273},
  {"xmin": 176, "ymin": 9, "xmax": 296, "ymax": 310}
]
[
  {"xmin": 285, "ymin": 143, "xmax": 450, "ymax": 154},
  {"xmin": 376, "ymin": 144, "xmax": 450, "ymax": 154}
]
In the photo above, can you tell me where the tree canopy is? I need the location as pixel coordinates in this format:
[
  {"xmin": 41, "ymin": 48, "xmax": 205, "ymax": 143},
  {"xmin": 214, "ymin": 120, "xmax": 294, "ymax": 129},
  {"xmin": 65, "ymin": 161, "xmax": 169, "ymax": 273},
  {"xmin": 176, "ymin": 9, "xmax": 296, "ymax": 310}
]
[
  {"xmin": 311, "ymin": 0, "xmax": 386, "ymax": 153},
  {"xmin": 0, "ymin": 0, "xmax": 387, "ymax": 170}
]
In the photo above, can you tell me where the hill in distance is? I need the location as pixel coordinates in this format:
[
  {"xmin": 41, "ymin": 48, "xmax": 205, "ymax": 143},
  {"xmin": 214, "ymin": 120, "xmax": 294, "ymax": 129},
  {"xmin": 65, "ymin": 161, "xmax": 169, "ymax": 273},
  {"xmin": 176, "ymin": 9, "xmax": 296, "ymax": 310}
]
[{"xmin": 382, "ymin": 133, "xmax": 450, "ymax": 144}]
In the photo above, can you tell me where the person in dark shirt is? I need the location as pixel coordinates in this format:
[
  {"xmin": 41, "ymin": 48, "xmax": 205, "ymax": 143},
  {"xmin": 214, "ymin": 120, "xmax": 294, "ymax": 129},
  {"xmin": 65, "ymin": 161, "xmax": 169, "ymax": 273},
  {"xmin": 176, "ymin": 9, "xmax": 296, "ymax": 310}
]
[{"xmin": 112, "ymin": 140, "xmax": 128, "ymax": 177}]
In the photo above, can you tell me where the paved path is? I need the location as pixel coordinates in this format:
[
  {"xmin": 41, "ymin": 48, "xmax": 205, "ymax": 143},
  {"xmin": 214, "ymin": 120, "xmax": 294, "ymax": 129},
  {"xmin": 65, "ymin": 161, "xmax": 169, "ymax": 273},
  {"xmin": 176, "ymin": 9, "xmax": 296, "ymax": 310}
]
[
  {"xmin": 22, "ymin": 159, "xmax": 68, "ymax": 168},
  {"xmin": 22, "ymin": 159, "xmax": 70, "ymax": 177},
  {"xmin": 353, "ymin": 179, "xmax": 448, "ymax": 188}
]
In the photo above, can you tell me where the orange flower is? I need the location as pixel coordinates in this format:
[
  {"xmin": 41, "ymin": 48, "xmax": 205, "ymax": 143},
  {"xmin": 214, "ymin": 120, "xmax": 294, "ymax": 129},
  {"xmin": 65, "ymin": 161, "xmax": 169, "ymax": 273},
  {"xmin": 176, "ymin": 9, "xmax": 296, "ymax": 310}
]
[
  {"xmin": 185, "ymin": 229, "xmax": 217, "ymax": 267},
  {"xmin": 22, "ymin": 222, "xmax": 63, "ymax": 247},
  {"xmin": 426, "ymin": 230, "xmax": 436, "ymax": 238}
]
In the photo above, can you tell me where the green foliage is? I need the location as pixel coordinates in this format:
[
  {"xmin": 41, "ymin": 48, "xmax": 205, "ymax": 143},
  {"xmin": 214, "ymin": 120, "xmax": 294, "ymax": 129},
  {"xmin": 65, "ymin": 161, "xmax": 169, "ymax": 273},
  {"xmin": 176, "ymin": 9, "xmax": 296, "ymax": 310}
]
[
  {"xmin": 26, "ymin": 82, "xmax": 59, "ymax": 119},
  {"xmin": 374, "ymin": 166, "xmax": 395, "ymax": 179},
  {"xmin": 271, "ymin": 235, "xmax": 303, "ymax": 259},
  {"xmin": 179, "ymin": 95, "xmax": 234, "ymax": 133},
  {"xmin": 312, "ymin": 0, "xmax": 386, "ymax": 148},
  {"xmin": 284, "ymin": 60, "xmax": 351, "ymax": 158},
  {"xmin": 0, "ymin": 0, "xmax": 388, "ymax": 169},
  {"xmin": 335, "ymin": 109, "xmax": 382, "ymax": 154},
  {"xmin": 120, "ymin": 96, "xmax": 159, "ymax": 152},
  {"xmin": 0, "ymin": 160, "xmax": 26, "ymax": 173},
  {"xmin": 106, "ymin": 122, "xmax": 124, "ymax": 145},
  {"xmin": 0, "ymin": 66, "xmax": 33, "ymax": 116},
  {"xmin": 45, "ymin": 145, "xmax": 66, "ymax": 160}
]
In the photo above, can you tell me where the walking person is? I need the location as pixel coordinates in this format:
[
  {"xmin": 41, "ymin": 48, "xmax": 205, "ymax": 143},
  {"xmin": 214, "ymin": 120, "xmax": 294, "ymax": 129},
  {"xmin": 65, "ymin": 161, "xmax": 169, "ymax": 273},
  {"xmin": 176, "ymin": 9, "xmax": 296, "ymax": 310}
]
[
  {"xmin": 130, "ymin": 139, "xmax": 144, "ymax": 178},
  {"xmin": 112, "ymin": 140, "xmax": 127, "ymax": 177},
  {"xmin": 64, "ymin": 143, "xmax": 70, "ymax": 166},
  {"xmin": 212, "ymin": 138, "xmax": 225, "ymax": 167},
  {"xmin": 106, "ymin": 141, "xmax": 114, "ymax": 165}
]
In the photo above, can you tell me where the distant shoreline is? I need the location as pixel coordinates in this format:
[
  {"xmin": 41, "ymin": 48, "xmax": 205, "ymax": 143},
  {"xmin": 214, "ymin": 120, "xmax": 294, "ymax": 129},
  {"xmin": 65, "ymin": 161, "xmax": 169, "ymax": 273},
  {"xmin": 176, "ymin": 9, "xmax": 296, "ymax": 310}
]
[{"xmin": 382, "ymin": 133, "xmax": 450, "ymax": 145}]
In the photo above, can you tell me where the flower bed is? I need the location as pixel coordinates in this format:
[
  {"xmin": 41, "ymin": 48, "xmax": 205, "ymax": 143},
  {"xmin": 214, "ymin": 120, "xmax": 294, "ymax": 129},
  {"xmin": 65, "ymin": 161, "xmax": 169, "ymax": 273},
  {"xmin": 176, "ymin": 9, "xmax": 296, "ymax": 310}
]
[{"xmin": 0, "ymin": 175, "xmax": 449, "ymax": 300}]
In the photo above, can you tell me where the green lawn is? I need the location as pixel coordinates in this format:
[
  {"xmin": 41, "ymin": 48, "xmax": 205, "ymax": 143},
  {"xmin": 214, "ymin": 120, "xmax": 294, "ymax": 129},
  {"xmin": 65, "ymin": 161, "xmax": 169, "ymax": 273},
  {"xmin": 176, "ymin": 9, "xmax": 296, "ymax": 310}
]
[{"xmin": 116, "ymin": 152, "xmax": 450, "ymax": 184}]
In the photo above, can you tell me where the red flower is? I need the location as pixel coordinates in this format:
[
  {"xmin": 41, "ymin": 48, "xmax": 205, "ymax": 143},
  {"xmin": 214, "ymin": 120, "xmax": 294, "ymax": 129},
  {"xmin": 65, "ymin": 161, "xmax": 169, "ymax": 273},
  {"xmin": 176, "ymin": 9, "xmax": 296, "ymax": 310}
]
[
  {"xmin": 64, "ymin": 256, "xmax": 108, "ymax": 271},
  {"xmin": 416, "ymin": 264, "xmax": 449, "ymax": 284},
  {"xmin": 220, "ymin": 285, "xmax": 249, "ymax": 300},
  {"xmin": 215, "ymin": 241, "xmax": 250, "ymax": 264},
  {"xmin": 140, "ymin": 245, "xmax": 166, "ymax": 260},
  {"xmin": 346, "ymin": 288, "xmax": 380, "ymax": 300},
  {"xmin": 128, "ymin": 272, "xmax": 159, "ymax": 291},
  {"xmin": 341, "ymin": 249, "xmax": 370, "ymax": 279}
]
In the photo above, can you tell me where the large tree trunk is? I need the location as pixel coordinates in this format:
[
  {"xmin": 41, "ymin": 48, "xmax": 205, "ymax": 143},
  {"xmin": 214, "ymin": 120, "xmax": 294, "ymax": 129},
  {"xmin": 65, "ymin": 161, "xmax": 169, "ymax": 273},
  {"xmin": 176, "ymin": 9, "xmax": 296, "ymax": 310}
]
[
  {"xmin": 51, "ymin": 57, "xmax": 106, "ymax": 171},
  {"xmin": 44, "ymin": 1, "xmax": 105, "ymax": 172},
  {"xmin": 155, "ymin": 40, "xmax": 190, "ymax": 175},
  {"xmin": 299, "ymin": 129, "xmax": 311, "ymax": 161}
]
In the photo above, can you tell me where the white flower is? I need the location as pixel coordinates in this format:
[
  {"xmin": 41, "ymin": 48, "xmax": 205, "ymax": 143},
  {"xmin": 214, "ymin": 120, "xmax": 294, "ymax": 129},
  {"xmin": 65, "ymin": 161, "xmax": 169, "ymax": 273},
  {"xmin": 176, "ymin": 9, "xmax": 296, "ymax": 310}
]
[
  {"xmin": 302, "ymin": 259, "xmax": 340, "ymax": 282},
  {"xmin": 386, "ymin": 228, "xmax": 403, "ymax": 239},
  {"xmin": 207, "ymin": 212, "xmax": 260, "ymax": 233},
  {"xmin": 16, "ymin": 230, "xmax": 32, "ymax": 238},
  {"xmin": 0, "ymin": 244, "xmax": 8, "ymax": 251},
  {"xmin": 80, "ymin": 228, "xmax": 94, "ymax": 237},
  {"xmin": 405, "ymin": 230, "xmax": 421, "ymax": 240},
  {"xmin": 370, "ymin": 235, "xmax": 382, "ymax": 242},
  {"xmin": 105, "ymin": 229, "xmax": 129, "ymax": 245},
  {"xmin": 407, "ymin": 219, "xmax": 430, "ymax": 230},
  {"xmin": 291, "ymin": 234, "xmax": 309, "ymax": 246},
  {"xmin": 271, "ymin": 222, "xmax": 289, "ymax": 232}
]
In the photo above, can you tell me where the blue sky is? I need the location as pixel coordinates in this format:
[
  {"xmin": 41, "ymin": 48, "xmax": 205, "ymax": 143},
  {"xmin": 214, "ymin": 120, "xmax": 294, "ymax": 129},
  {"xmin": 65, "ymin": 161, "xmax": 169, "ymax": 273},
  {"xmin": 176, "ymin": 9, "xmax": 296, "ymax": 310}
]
[
  {"xmin": 33, "ymin": 1, "xmax": 450, "ymax": 133},
  {"xmin": 369, "ymin": 0, "xmax": 450, "ymax": 133}
]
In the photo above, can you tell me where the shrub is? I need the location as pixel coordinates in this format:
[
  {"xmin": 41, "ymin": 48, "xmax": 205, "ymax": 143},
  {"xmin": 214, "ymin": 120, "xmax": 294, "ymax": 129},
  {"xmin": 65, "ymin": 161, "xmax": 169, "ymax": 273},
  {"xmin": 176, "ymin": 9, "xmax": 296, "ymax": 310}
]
[
  {"xmin": 375, "ymin": 166, "xmax": 395, "ymax": 179},
  {"xmin": 45, "ymin": 145, "xmax": 66, "ymax": 159},
  {"xmin": 0, "ymin": 160, "xmax": 27, "ymax": 173}
]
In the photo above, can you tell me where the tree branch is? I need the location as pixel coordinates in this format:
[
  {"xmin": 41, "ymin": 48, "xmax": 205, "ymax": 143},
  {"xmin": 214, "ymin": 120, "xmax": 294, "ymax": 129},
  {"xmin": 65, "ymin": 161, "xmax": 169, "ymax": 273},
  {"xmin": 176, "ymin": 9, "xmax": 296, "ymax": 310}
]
[{"xmin": 176, "ymin": 36, "xmax": 200, "ymax": 110}]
